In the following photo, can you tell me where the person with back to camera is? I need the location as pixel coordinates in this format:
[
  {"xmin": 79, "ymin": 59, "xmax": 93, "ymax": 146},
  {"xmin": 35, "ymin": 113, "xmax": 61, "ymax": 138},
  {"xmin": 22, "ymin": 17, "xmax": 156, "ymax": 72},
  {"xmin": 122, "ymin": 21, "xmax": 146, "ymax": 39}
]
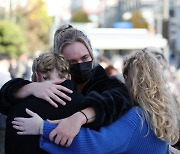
[
  {"xmin": 3, "ymin": 52, "xmax": 91, "ymax": 154},
  {"xmin": 0, "ymin": 24, "xmax": 132, "ymax": 151},
  {"xmin": 13, "ymin": 48, "xmax": 180, "ymax": 154}
]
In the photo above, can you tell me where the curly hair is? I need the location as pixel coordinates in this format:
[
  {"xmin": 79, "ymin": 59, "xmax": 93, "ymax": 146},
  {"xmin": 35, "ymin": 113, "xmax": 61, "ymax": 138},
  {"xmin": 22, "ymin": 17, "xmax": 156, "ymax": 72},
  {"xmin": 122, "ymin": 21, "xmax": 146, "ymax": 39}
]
[
  {"xmin": 123, "ymin": 49, "xmax": 179, "ymax": 145},
  {"xmin": 32, "ymin": 52, "xmax": 69, "ymax": 81},
  {"xmin": 53, "ymin": 24, "xmax": 93, "ymax": 59}
]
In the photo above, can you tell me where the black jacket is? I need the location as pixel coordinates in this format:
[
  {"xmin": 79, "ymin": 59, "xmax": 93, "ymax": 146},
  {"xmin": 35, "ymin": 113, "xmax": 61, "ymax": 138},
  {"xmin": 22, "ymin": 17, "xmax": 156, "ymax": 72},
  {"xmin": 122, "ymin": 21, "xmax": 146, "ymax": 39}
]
[
  {"xmin": 3, "ymin": 80, "xmax": 85, "ymax": 154},
  {"xmin": 80, "ymin": 65, "xmax": 133, "ymax": 128},
  {"xmin": 0, "ymin": 79, "xmax": 84, "ymax": 116}
]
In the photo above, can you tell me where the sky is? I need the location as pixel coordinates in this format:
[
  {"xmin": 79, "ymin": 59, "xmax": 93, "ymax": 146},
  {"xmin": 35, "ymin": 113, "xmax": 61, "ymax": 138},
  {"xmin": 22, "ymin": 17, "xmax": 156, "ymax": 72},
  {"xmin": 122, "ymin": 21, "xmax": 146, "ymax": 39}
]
[{"xmin": 45, "ymin": 0, "xmax": 71, "ymax": 16}]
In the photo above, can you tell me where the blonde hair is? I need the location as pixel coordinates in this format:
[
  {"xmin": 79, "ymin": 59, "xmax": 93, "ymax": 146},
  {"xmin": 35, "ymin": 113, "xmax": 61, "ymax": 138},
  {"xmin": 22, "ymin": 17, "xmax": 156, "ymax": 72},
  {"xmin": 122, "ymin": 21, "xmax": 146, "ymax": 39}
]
[
  {"xmin": 123, "ymin": 49, "xmax": 179, "ymax": 145},
  {"xmin": 53, "ymin": 24, "xmax": 93, "ymax": 59},
  {"xmin": 32, "ymin": 52, "xmax": 69, "ymax": 81}
]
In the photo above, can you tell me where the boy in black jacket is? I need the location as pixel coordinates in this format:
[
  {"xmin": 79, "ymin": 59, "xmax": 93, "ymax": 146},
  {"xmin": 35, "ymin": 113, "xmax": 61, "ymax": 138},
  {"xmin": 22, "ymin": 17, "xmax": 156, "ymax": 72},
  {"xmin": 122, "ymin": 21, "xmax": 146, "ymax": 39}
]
[{"xmin": 4, "ymin": 52, "xmax": 87, "ymax": 153}]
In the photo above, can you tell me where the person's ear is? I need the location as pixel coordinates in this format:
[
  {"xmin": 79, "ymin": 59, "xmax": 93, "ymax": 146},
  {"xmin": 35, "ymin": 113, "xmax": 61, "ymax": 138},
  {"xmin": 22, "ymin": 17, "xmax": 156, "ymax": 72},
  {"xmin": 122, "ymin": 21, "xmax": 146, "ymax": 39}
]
[
  {"xmin": 124, "ymin": 74, "xmax": 127, "ymax": 81},
  {"xmin": 35, "ymin": 71, "xmax": 42, "ymax": 82},
  {"xmin": 66, "ymin": 73, "xmax": 71, "ymax": 80}
]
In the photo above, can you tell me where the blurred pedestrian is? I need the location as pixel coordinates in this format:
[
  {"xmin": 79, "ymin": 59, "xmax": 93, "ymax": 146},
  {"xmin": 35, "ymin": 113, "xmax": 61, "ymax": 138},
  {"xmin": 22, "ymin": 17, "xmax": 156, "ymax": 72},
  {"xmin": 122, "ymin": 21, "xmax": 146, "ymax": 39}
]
[
  {"xmin": 105, "ymin": 65, "xmax": 118, "ymax": 77},
  {"xmin": 0, "ymin": 54, "xmax": 11, "ymax": 129},
  {"xmin": 0, "ymin": 53, "xmax": 11, "ymax": 154}
]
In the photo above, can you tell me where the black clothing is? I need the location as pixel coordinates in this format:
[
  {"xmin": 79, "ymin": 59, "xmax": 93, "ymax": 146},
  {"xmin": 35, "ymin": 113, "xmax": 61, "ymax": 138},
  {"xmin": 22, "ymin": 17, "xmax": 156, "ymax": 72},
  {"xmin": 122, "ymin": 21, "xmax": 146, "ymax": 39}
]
[
  {"xmin": 4, "ymin": 80, "xmax": 85, "ymax": 154},
  {"xmin": 80, "ymin": 65, "xmax": 133, "ymax": 129},
  {"xmin": 0, "ymin": 65, "xmax": 133, "ymax": 153}
]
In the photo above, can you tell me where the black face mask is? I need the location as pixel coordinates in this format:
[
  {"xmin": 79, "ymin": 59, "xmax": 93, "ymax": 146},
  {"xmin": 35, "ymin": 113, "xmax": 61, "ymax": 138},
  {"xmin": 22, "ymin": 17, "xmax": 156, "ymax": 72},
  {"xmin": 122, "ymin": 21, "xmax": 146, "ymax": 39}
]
[{"xmin": 70, "ymin": 61, "xmax": 93, "ymax": 84}]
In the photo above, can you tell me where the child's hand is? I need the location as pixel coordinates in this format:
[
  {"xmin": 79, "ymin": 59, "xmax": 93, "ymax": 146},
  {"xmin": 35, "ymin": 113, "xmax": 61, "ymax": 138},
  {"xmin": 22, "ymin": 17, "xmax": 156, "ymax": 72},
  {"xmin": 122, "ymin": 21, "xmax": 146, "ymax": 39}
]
[{"xmin": 12, "ymin": 108, "xmax": 43, "ymax": 135}]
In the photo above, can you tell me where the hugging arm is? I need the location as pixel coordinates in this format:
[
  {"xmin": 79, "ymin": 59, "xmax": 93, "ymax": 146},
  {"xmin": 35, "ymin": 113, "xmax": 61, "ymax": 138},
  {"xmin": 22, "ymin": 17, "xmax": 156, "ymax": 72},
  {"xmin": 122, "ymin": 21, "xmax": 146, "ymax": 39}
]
[
  {"xmin": 13, "ymin": 107, "xmax": 96, "ymax": 147},
  {"xmin": 82, "ymin": 79, "xmax": 133, "ymax": 129},
  {"xmin": 48, "ymin": 107, "xmax": 95, "ymax": 147},
  {"xmin": 13, "ymin": 111, "xmax": 135, "ymax": 153},
  {"xmin": 40, "ymin": 111, "xmax": 136, "ymax": 154},
  {"xmin": 0, "ymin": 78, "xmax": 30, "ymax": 115},
  {"xmin": 15, "ymin": 80, "xmax": 73, "ymax": 108},
  {"xmin": 0, "ymin": 78, "xmax": 73, "ymax": 115}
]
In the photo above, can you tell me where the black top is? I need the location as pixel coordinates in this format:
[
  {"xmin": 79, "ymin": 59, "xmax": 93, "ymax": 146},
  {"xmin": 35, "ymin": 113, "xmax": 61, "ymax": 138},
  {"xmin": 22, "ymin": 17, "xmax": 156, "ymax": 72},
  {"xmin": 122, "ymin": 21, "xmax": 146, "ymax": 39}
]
[
  {"xmin": 80, "ymin": 65, "xmax": 133, "ymax": 128},
  {"xmin": 4, "ymin": 80, "xmax": 85, "ymax": 154}
]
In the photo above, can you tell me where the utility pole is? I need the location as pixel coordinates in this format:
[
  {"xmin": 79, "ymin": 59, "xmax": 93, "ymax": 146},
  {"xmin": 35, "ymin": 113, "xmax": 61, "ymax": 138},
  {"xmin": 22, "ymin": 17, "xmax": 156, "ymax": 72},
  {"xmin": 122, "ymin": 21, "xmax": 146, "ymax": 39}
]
[
  {"xmin": 162, "ymin": 0, "xmax": 169, "ymax": 40},
  {"xmin": 175, "ymin": 0, "xmax": 180, "ymax": 68},
  {"xmin": 176, "ymin": 0, "xmax": 180, "ymax": 52}
]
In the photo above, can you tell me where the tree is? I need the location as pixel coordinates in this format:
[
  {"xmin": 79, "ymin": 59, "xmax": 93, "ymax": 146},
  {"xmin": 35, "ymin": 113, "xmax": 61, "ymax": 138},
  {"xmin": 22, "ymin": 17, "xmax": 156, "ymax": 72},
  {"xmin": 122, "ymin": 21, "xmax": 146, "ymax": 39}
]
[
  {"xmin": 71, "ymin": 10, "xmax": 90, "ymax": 22},
  {"xmin": 0, "ymin": 20, "xmax": 27, "ymax": 58},
  {"xmin": 128, "ymin": 10, "xmax": 148, "ymax": 29},
  {"xmin": 13, "ymin": 0, "xmax": 53, "ymax": 55}
]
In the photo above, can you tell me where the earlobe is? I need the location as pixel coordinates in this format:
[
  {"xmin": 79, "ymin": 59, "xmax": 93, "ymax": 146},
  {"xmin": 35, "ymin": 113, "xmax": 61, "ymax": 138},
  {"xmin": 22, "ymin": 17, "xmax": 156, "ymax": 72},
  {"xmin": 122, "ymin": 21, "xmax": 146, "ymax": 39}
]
[
  {"xmin": 67, "ymin": 74, "xmax": 71, "ymax": 80},
  {"xmin": 32, "ymin": 72, "xmax": 37, "ymax": 82},
  {"xmin": 35, "ymin": 71, "xmax": 41, "ymax": 82}
]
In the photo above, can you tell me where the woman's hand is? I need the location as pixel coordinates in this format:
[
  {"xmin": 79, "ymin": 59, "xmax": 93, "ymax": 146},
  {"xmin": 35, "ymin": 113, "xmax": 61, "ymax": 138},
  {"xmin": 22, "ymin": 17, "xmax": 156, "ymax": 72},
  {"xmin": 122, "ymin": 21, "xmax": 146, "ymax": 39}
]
[
  {"xmin": 16, "ymin": 80, "xmax": 73, "ymax": 108},
  {"xmin": 49, "ymin": 112, "xmax": 86, "ymax": 147},
  {"xmin": 31, "ymin": 80, "xmax": 73, "ymax": 108},
  {"xmin": 12, "ymin": 109, "xmax": 43, "ymax": 135}
]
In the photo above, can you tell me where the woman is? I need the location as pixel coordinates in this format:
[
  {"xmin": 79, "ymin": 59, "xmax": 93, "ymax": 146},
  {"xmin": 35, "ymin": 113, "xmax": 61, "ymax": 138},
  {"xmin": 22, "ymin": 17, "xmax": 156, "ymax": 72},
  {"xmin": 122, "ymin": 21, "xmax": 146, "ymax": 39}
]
[
  {"xmin": 0, "ymin": 24, "xmax": 132, "ymax": 152},
  {"xmin": 13, "ymin": 49, "xmax": 180, "ymax": 153}
]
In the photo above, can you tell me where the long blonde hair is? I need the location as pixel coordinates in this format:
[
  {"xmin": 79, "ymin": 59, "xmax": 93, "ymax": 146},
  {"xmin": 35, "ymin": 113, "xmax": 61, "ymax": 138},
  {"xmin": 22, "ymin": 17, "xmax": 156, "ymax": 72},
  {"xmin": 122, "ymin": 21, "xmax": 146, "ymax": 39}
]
[{"xmin": 123, "ymin": 49, "xmax": 179, "ymax": 145}]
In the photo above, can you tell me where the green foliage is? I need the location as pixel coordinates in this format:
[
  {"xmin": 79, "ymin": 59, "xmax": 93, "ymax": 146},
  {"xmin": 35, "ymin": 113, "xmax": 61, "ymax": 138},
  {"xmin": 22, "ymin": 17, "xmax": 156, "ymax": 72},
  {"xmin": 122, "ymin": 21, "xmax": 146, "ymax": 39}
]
[
  {"xmin": 128, "ymin": 10, "xmax": 148, "ymax": 29},
  {"xmin": 11, "ymin": 0, "xmax": 53, "ymax": 55},
  {"xmin": 26, "ymin": 0, "xmax": 53, "ymax": 51},
  {"xmin": 0, "ymin": 0, "xmax": 52, "ymax": 59},
  {"xmin": 0, "ymin": 20, "xmax": 27, "ymax": 58},
  {"xmin": 71, "ymin": 10, "xmax": 90, "ymax": 22}
]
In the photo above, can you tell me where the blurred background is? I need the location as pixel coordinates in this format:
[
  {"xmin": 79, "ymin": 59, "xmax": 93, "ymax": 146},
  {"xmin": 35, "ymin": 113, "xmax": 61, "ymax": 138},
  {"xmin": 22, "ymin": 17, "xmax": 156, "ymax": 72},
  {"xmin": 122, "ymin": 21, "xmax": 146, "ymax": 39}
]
[{"xmin": 0, "ymin": 0, "xmax": 180, "ymax": 153}]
